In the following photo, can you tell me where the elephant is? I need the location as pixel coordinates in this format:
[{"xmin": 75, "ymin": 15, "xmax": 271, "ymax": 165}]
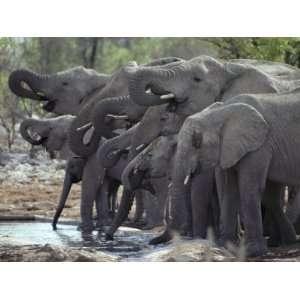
[
  {"xmin": 9, "ymin": 57, "xmax": 182, "ymax": 116},
  {"xmin": 20, "ymin": 116, "xmax": 75, "ymax": 159},
  {"xmin": 19, "ymin": 115, "xmax": 127, "ymax": 230},
  {"xmin": 173, "ymin": 89, "xmax": 300, "ymax": 256},
  {"xmin": 123, "ymin": 56, "xmax": 300, "ymax": 245},
  {"xmin": 68, "ymin": 59, "xmax": 184, "ymax": 158},
  {"xmin": 113, "ymin": 134, "xmax": 219, "ymax": 241}
]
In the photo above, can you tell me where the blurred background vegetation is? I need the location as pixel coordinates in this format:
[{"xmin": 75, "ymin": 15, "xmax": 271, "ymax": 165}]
[{"xmin": 1, "ymin": 37, "xmax": 300, "ymax": 150}]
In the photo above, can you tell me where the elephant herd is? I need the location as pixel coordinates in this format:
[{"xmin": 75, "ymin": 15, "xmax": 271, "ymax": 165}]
[{"xmin": 9, "ymin": 55, "xmax": 300, "ymax": 257}]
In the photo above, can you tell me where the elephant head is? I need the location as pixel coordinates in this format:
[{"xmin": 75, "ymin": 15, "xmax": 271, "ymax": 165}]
[
  {"xmin": 174, "ymin": 100, "xmax": 270, "ymax": 186},
  {"xmin": 68, "ymin": 59, "xmax": 183, "ymax": 157},
  {"xmin": 122, "ymin": 135, "xmax": 177, "ymax": 192},
  {"xmin": 20, "ymin": 115, "xmax": 75, "ymax": 159},
  {"xmin": 128, "ymin": 56, "xmax": 242, "ymax": 115},
  {"xmin": 9, "ymin": 67, "xmax": 111, "ymax": 115}
]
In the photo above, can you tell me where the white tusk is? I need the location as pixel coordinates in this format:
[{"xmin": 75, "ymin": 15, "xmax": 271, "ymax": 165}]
[
  {"xmin": 184, "ymin": 175, "xmax": 190, "ymax": 185},
  {"xmin": 145, "ymin": 88, "xmax": 151, "ymax": 94},
  {"xmin": 160, "ymin": 93, "xmax": 175, "ymax": 100},
  {"xmin": 133, "ymin": 168, "xmax": 138, "ymax": 174},
  {"xmin": 136, "ymin": 144, "xmax": 145, "ymax": 151},
  {"xmin": 106, "ymin": 114, "xmax": 129, "ymax": 120},
  {"xmin": 76, "ymin": 122, "xmax": 92, "ymax": 131},
  {"xmin": 168, "ymin": 182, "xmax": 173, "ymax": 189}
]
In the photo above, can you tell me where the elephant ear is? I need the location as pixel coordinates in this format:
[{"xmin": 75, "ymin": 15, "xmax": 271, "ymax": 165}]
[{"xmin": 220, "ymin": 103, "xmax": 270, "ymax": 169}]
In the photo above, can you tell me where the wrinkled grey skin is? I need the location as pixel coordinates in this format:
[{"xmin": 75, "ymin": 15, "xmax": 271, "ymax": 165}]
[
  {"xmin": 121, "ymin": 135, "xmax": 219, "ymax": 242},
  {"xmin": 9, "ymin": 67, "xmax": 111, "ymax": 115},
  {"xmin": 127, "ymin": 56, "xmax": 300, "ymax": 245},
  {"xmin": 20, "ymin": 116, "xmax": 75, "ymax": 159},
  {"xmin": 9, "ymin": 57, "xmax": 182, "ymax": 116},
  {"xmin": 68, "ymin": 59, "xmax": 183, "ymax": 158},
  {"xmin": 176, "ymin": 91, "xmax": 300, "ymax": 257}
]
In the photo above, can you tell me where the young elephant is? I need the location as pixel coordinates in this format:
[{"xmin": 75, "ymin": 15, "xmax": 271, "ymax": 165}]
[
  {"xmin": 175, "ymin": 91, "xmax": 300, "ymax": 256},
  {"xmin": 20, "ymin": 115, "xmax": 75, "ymax": 159}
]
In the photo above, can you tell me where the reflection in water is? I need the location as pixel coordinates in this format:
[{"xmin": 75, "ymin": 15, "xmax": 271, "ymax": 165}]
[{"xmin": 0, "ymin": 222, "xmax": 156, "ymax": 259}]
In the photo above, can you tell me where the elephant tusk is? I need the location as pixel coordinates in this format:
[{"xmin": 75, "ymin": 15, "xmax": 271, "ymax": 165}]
[
  {"xmin": 106, "ymin": 114, "xmax": 129, "ymax": 120},
  {"xmin": 135, "ymin": 144, "xmax": 145, "ymax": 151},
  {"xmin": 145, "ymin": 88, "xmax": 151, "ymax": 94},
  {"xmin": 184, "ymin": 175, "xmax": 190, "ymax": 185},
  {"xmin": 168, "ymin": 182, "xmax": 173, "ymax": 189},
  {"xmin": 160, "ymin": 93, "xmax": 175, "ymax": 100},
  {"xmin": 133, "ymin": 168, "xmax": 138, "ymax": 174},
  {"xmin": 76, "ymin": 122, "xmax": 92, "ymax": 131}
]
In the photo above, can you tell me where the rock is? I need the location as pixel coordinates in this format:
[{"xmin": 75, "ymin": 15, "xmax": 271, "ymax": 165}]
[
  {"xmin": 0, "ymin": 243, "xmax": 120, "ymax": 262},
  {"xmin": 144, "ymin": 239, "xmax": 235, "ymax": 262}
]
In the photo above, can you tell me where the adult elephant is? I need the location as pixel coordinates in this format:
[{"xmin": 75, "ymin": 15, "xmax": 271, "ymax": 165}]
[
  {"xmin": 68, "ymin": 59, "xmax": 184, "ymax": 158},
  {"xmin": 20, "ymin": 116, "xmax": 75, "ymax": 159},
  {"xmin": 121, "ymin": 56, "xmax": 300, "ymax": 244},
  {"xmin": 9, "ymin": 57, "xmax": 182, "ymax": 116},
  {"xmin": 172, "ymin": 91, "xmax": 300, "ymax": 256}
]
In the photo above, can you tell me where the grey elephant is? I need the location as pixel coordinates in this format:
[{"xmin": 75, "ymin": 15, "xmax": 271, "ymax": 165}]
[
  {"xmin": 20, "ymin": 116, "xmax": 75, "ymax": 159},
  {"xmin": 124, "ymin": 56, "xmax": 300, "ymax": 244},
  {"xmin": 174, "ymin": 89, "xmax": 300, "ymax": 256},
  {"xmin": 19, "ymin": 115, "xmax": 125, "ymax": 230}
]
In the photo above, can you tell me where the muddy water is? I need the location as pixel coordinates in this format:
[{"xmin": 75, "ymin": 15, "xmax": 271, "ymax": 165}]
[{"xmin": 0, "ymin": 221, "xmax": 160, "ymax": 261}]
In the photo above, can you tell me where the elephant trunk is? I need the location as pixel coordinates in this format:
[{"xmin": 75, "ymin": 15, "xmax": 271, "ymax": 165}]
[
  {"xmin": 129, "ymin": 67, "xmax": 176, "ymax": 107},
  {"xmin": 69, "ymin": 95, "xmax": 135, "ymax": 158},
  {"xmin": 169, "ymin": 149, "xmax": 193, "ymax": 233},
  {"xmin": 19, "ymin": 119, "xmax": 46, "ymax": 146},
  {"xmin": 105, "ymin": 189, "xmax": 135, "ymax": 240},
  {"xmin": 91, "ymin": 95, "xmax": 132, "ymax": 139},
  {"xmin": 97, "ymin": 123, "xmax": 138, "ymax": 169},
  {"xmin": 121, "ymin": 151, "xmax": 145, "ymax": 190},
  {"xmin": 9, "ymin": 69, "xmax": 49, "ymax": 100},
  {"xmin": 52, "ymin": 172, "xmax": 73, "ymax": 230}
]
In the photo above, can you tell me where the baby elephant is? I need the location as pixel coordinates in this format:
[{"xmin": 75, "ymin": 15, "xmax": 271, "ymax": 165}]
[{"xmin": 175, "ymin": 91, "xmax": 300, "ymax": 257}]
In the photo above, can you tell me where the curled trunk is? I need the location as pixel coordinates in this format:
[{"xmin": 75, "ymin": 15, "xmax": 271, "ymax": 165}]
[
  {"xmin": 9, "ymin": 69, "xmax": 48, "ymax": 100},
  {"xmin": 129, "ymin": 67, "xmax": 173, "ymax": 107},
  {"xmin": 91, "ymin": 95, "xmax": 133, "ymax": 138},
  {"xmin": 20, "ymin": 119, "xmax": 46, "ymax": 146},
  {"xmin": 97, "ymin": 123, "xmax": 139, "ymax": 169}
]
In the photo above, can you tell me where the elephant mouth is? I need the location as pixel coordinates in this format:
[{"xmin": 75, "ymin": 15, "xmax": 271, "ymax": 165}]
[
  {"xmin": 145, "ymin": 84, "xmax": 189, "ymax": 104},
  {"xmin": 20, "ymin": 83, "xmax": 57, "ymax": 112},
  {"xmin": 42, "ymin": 100, "xmax": 57, "ymax": 112},
  {"xmin": 28, "ymin": 130, "xmax": 48, "ymax": 145}
]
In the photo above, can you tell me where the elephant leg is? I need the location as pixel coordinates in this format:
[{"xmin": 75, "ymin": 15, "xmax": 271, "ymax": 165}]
[
  {"xmin": 215, "ymin": 167, "xmax": 240, "ymax": 246},
  {"xmin": 80, "ymin": 155, "xmax": 99, "ymax": 233},
  {"xmin": 52, "ymin": 170, "xmax": 74, "ymax": 230},
  {"xmin": 133, "ymin": 190, "xmax": 145, "ymax": 224},
  {"xmin": 263, "ymin": 181, "xmax": 297, "ymax": 246},
  {"xmin": 286, "ymin": 185, "xmax": 300, "ymax": 234},
  {"xmin": 108, "ymin": 180, "xmax": 119, "ymax": 218},
  {"xmin": 191, "ymin": 170, "xmax": 215, "ymax": 239},
  {"xmin": 95, "ymin": 177, "xmax": 110, "ymax": 229}
]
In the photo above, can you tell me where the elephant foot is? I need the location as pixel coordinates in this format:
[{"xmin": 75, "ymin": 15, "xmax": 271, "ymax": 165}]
[
  {"xmin": 52, "ymin": 222, "xmax": 57, "ymax": 231},
  {"xmin": 149, "ymin": 229, "xmax": 173, "ymax": 245},
  {"xmin": 77, "ymin": 222, "xmax": 94, "ymax": 233},
  {"xmin": 105, "ymin": 232, "xmax": 114, "ymax": 241},
  {"xmin": 246, "ymin": 241, "xmax": 268, "ymax": 258}
]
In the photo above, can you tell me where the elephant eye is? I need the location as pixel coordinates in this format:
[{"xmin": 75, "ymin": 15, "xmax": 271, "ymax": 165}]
[
  {"xmin": 62, "ymin": 82, "xmax": 69, "ymax": 86},
  {"xmin": 193, "ymin": 76, "xmax": 202, "ymax": 83}
]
